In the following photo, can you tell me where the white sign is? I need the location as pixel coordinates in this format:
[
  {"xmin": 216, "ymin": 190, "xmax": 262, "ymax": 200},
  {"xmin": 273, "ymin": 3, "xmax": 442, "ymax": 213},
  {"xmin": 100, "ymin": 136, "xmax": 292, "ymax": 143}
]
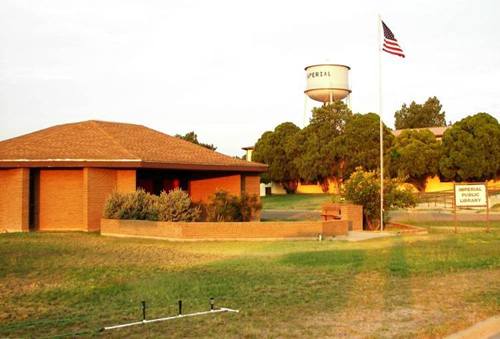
[{"xmin": 454, "ymin": 183, "xmax": 488, "ymax": 207}]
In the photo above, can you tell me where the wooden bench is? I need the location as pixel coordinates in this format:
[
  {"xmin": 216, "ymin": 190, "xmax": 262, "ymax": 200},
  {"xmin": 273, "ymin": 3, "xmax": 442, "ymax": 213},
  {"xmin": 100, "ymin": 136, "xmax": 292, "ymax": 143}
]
[{"xmin": 321, "ymin": 203, "xmax": 341, "ymax": 221}]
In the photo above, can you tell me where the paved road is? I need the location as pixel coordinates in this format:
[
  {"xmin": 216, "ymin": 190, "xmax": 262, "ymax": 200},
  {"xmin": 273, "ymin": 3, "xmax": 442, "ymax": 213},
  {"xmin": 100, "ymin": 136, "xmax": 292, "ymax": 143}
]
[
  {"xmin": 261, "ymin": 209, "xmax": 500, "ymax": 222},
  {"xmin": 261, "ymin": 209, "xmax": 321, "ymax": 221}
]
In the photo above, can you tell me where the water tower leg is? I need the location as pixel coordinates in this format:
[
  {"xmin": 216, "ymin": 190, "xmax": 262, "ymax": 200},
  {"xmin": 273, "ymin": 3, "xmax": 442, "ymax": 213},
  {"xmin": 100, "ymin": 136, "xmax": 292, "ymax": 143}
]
[
  {"xmin": 303, "ymin": 94, "xmax": 308, "ymax": 127},
  {"xmin": 329, "ymin": 91, "xmax": 333, "ymax": 104}
]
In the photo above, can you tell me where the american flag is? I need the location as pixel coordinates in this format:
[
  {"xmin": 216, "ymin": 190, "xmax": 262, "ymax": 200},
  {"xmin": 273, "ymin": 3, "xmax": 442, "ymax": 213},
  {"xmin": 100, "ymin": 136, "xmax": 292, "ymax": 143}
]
[{"xmin": 382, "ymin": 20, "xmax": 405, "ymax": 58}]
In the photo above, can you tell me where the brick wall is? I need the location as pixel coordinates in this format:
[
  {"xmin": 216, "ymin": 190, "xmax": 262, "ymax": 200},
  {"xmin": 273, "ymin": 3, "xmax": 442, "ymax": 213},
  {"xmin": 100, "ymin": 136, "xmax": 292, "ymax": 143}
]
[
  {"xmin": 340, "ymin": 204, "xmax": 363, "ymax": 231},
  {"xmin": 116, "ymin": 170, "xmax": 136, "ymax": 192},
  {"xmin": 101, "ymin": 218, "xmax": 349, "ymax": 240},
  {"xmin": 83, "ymin": 168, "xmax": 117, "ymax": 232},
  {"xmin": 189, "ymin": 174, "xmax": 241, "ymax": 203},
  {"xmin": 0, "ymin": 168, "xmax": 29, "ymax": 232},
  {"xmin": 243, "ymin": 175, "xmax": 260, "ymax": 197},
  {"xmin": 38, "ymin": 168, "xmax": 136, "ymax": 232},
  {"xmin": 242, "ymin": 175, "xmax": 261, "ymax": 220},
  {"xmin": 39, "ymin": 169, "xmax": 84, "ymax": 231}
]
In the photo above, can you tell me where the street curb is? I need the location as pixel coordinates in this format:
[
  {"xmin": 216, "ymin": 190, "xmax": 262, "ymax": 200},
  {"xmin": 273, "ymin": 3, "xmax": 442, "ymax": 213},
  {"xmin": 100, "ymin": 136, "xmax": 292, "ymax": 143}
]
[{"xmin": 386, "ymin": 222, "xmax": 428, "ymax": 234}]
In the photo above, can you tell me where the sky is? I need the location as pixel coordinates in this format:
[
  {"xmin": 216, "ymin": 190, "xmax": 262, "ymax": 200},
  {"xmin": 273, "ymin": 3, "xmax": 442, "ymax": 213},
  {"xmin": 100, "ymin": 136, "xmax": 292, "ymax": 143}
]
[{"xmin": 1, "ymin": 0, "xmax": 499, "ymax": 157}]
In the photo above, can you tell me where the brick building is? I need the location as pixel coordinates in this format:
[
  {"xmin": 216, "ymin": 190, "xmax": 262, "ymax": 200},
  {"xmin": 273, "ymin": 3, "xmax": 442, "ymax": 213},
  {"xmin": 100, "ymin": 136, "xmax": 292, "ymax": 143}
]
[{"xmin": 0, "ymin": 120, "xmax": 267, "ymax": 232}]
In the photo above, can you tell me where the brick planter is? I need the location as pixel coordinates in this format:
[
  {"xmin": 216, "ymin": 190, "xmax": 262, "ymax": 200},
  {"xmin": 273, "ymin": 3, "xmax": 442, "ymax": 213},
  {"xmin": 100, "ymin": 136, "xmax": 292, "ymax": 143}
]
[
  {"xmin": 321, "ymin": 203, "xmax": 364, "ymax": 231},
  {"xmin": 101, "ymin": 218, "xmax": 349, "ymax": 241},
  {"xmin": 340, "ymin": 204, "xmax": 363, "ymax": 231}
]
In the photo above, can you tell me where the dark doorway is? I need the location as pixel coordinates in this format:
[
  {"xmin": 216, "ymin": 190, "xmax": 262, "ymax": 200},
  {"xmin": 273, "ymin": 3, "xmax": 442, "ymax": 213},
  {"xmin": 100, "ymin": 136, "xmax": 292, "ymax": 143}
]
[
  {"xmin": 29, "ymin": 169, "xmax": 40, "ymax": 231},
  {"xmin": 136, "ymin": 169, "xmax": 189, "ymax": 195}
]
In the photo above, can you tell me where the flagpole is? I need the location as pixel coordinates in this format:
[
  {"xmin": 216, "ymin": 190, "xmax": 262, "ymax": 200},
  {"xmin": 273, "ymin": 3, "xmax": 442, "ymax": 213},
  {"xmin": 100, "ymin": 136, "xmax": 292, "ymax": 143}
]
[{"xmin": 378, "ymin": 14, "xmax": 384, "ymax": 231}]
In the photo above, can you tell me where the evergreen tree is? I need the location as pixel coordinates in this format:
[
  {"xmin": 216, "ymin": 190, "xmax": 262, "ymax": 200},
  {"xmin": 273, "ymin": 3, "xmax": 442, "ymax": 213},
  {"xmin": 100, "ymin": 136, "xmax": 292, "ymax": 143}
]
[
  {"xmin": 253, "ymin": 122, "xmax": 301, "ymax": 193},
  {"xmin": 389, "ymin": 129, "xmax": 441, "ymax": 190},
  {"xmin": 175, "ymin": 131, "xmax": 217, "ymax": 151},
  {"xmin": 394, "ymin": 96, "xmax": 446, "ymax": 129},
  {"xmin": 439, "ymin": 113, "xmax": 500, "ymax": 182}
]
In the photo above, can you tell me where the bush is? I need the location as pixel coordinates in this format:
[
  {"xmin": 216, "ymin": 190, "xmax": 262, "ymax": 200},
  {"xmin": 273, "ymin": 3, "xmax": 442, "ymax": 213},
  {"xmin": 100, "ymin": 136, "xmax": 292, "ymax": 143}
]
[
  {"xmin": 239, "ymin": 192, "xmax": 263, "ymax": 222},
  {"xmin": 157, "ymin": 189, "xmax": 201, "ymax": 222},
  {"xmin": 104, "ymin": 189, "xmax": 201, "ymax": 222},
  {"xmin": 206, "ymin": 190, "xmax": 241, "ymax": 222},
  {"xmin": 104, "ymin": 189, "xmax": 159, "ymax": 221},
  {"xmin": 343, "ymin": 167, "xmax": 416, "ymax": 230},
  {"xmin": 205, "ymin": 190, "xmax": 262, "ymax": 222}
]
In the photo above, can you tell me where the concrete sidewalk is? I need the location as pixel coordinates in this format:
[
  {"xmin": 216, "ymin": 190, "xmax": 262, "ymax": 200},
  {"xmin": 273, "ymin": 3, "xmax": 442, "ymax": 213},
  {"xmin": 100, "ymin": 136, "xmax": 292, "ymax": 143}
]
[
  {"xmin": 444, "ymin": 315, "xmax": 500, "ymax": 339},
  {"xmin": 333, "ymin": 231, "xmax": 395, "ymax": 242}
]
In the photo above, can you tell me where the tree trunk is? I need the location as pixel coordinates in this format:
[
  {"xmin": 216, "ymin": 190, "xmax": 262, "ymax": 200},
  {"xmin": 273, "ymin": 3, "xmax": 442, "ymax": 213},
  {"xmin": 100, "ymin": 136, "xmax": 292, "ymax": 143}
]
[
  {"xmin": 282, "ymin": 180, "xmax": 298, "ymax": 194},
  {"xmin": 365, "ymin": 214, "xmax": 379, "ymax": 231},
  {"xmin": 320, "ymin": 178, "xmax": 329, "ymax": 193}
]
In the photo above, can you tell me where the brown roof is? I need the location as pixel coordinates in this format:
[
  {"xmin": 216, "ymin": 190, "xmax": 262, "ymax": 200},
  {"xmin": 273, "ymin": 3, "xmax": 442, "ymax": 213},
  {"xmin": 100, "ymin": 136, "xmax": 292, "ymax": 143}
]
[
  {"xmin": 0, "ymin": 120, "xmax": 267, "ymax": 172},
  {"xmin": 392, "ymin": 126, "xmax": 448, "ymax": 138}
]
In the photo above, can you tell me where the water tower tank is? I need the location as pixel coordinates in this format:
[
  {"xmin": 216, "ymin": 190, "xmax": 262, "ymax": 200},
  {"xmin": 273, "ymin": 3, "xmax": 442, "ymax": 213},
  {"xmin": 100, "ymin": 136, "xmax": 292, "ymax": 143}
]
[{"xmin": 304, "ymin": 64, "xmax": 351, "ymax": 103}]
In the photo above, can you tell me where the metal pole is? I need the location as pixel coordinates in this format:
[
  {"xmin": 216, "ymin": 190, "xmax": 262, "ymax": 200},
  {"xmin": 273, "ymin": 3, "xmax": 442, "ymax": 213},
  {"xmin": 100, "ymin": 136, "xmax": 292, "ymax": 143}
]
[
  {"xmin": 378, "ymin": 14, "xmax": 384, "ymax": 231},
  {"xmin": 485, "ymin": 183, "xmax": 490, "ymax": 232}
]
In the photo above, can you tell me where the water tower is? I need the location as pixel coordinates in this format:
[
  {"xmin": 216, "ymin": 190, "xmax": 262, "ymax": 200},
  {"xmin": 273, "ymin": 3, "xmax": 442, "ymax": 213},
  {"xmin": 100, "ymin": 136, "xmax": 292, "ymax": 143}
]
[
  {"xmin": 304, "ymin": 64, "xmax": 351, "ymax": 104},
  {"xmin": 302, "ymin": 64, "xmax": 351, "ymax": 125}
]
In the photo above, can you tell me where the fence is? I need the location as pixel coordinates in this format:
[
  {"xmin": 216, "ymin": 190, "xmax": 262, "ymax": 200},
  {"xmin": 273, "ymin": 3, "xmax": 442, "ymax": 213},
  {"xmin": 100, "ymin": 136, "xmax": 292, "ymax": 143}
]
[{"xmin": 415, "ymin": 189, "xmax": 500, "ymax": 209}]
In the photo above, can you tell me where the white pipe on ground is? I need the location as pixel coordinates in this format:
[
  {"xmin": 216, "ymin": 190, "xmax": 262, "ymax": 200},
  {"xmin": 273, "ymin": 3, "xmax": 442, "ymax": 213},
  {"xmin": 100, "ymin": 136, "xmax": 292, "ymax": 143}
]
[{"xmin": 101, "ymin": 307, "xmax": 239, "ymax": 331}]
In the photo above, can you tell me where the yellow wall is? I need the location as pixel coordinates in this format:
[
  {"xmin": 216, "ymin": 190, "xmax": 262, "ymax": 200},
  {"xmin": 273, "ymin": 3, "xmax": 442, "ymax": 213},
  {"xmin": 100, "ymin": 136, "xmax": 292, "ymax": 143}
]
[
  {"xmin": 271, "ymin": 182, "xmax": 287, "ymax": 195},
  {"xmin": 424, "ymin": 176, "xmax": 500, "ymax": 192},
  {"xmin": 424, "ymin": 176, "xmax": 454, "ymax": 192},
  {"xmin": 288, "ymin": 175, "xmax": 500, "ymax": 194},
  {"xmin": 296, "ymin": 178, "xmax": 341, "ymax": 194}
]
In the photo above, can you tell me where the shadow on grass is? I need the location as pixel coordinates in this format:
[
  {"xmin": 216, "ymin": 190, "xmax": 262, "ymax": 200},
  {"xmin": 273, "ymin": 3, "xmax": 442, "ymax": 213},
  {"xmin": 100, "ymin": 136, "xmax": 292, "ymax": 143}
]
[{"xmin": 383, "ymin": 237, "xmax": 412, "ymax": 312}]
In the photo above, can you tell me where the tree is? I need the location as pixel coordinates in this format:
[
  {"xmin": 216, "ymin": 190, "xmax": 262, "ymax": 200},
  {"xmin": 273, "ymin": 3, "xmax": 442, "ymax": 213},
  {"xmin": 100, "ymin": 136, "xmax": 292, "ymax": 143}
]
[
  {"xmin": 388, "ymin": 129, "xmax": 441, "ymax": 190},
  {"xmin": 394, "ymin": 96, "xmax": 446, "ymax": 129},
  {"xmin": 291, "ymin": 101, "xmax": 352, "ymax": 192},
  {"xmin": 341, "ymin": 113, "xmax": 394, "ymax": 178},
  {"xmin": 343, "ymin": 167, "xmax": 416, "ymax": 230},
  {"xmin": 253, "ymin": 122, "xmax": 301, "ymax": 193},
  {"xmin": 175, "ymin": 131, "xmax": 217, "ymax": 151},
  {"xmin": 439, "ymin": 113, "xmax": 500, "ymax": 182}
]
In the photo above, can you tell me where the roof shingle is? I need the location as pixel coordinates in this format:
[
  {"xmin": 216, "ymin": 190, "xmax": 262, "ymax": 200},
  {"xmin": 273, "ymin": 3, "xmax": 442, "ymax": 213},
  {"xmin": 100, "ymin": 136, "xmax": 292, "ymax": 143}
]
[{"xmin": 0, "ymin": 120, "xmax": 267, "ymax": 172}]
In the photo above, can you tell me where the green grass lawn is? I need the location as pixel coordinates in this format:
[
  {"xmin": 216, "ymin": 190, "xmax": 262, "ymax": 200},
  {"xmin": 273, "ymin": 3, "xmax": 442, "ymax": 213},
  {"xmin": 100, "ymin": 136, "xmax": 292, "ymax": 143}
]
[
  {"xmin": 1, "ymin": 231, "xmax": 499, "ymax": 337},
  {"xmin": 261, "ymin": 193, "xmax": 333, "ymax": 210}
]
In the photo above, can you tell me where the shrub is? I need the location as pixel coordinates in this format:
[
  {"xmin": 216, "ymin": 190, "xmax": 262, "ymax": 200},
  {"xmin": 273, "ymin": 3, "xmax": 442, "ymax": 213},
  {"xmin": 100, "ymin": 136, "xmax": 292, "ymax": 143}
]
[
  {"xmin": 157, "ymin": 188, "xmax": 201, "ymax": 222},
  {"xmin": 206, "ymin": 190, "xmax": 241, "ymax": 222},
  {"xmin": 104, "ymin": 189, "xmax": 158, "ymax": 221},
  {"xmin": 239, "ymin": 192, "xmax": 263, "ymax": 222},
  {"xmin": 343, "ymin": 167, "xmax": 416, "ymax": 230},
  {"xmin": 104, "ymin": 189, "xmax": 200, "ymax": 222},
  {"xmin": 103, "ymin": 191, "xmax": 128, "ymax": 219},
  {"xmin": 205, "ymin": 190, "xmax": 262, "ymax": 222}
]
